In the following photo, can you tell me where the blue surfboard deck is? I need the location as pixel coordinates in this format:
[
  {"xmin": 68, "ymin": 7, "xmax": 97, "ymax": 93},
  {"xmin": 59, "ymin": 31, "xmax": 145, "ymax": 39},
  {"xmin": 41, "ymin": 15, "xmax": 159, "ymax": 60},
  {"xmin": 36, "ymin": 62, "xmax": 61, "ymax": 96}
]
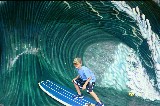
[{"xmin": 38, "ymin": 80, "xmax": 97, "ymax": 106}]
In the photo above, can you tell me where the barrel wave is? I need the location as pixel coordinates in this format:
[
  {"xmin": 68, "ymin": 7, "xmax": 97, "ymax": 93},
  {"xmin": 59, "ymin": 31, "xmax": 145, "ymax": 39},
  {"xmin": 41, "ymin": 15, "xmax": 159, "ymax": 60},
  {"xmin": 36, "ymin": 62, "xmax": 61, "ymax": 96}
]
[{"xmin": 0, "ymin": 1, "xmax": 160, "ymax": 106}]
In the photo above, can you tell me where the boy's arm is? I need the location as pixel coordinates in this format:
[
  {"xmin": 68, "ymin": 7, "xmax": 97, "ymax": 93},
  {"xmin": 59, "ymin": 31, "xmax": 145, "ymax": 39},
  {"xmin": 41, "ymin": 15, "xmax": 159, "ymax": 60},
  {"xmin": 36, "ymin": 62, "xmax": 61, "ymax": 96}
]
[
  {"xmin": 83, "ymin": 68, "xmax": 93, "ymax": 87},
  {"xmin": 84, "ymin": 77, "xmax": 91, "ymax": 86},
  {"xmin": 75, "ymin": 75, "xmax": 80, "ymax": 79}
]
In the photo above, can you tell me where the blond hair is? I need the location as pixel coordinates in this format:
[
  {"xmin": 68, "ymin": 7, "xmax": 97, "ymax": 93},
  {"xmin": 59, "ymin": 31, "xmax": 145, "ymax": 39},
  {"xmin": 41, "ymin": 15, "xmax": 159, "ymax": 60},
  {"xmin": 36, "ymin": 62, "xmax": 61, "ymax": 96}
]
[{"xmin": 73, "ymin": 58, "xmax": 82, "ymax": 64}]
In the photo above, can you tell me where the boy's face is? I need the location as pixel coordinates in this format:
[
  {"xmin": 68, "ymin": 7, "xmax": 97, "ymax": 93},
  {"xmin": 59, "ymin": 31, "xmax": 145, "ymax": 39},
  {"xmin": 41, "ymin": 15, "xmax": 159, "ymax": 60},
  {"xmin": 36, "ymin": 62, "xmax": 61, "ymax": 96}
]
[{"xmin": 73, "ymin": 62, "xmax": 82, "ymax": 69}]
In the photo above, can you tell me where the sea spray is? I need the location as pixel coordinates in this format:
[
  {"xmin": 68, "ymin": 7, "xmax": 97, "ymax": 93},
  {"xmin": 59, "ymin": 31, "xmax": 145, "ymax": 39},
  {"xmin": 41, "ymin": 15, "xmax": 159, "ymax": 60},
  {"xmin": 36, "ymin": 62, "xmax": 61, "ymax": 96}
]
[
  {"xmin": 111, "ymin": 1, "xmax": 160, "ymax": 101},
  {"xmin": 7, "ymin": 47, "xmax": 39, "ymax": 70}
]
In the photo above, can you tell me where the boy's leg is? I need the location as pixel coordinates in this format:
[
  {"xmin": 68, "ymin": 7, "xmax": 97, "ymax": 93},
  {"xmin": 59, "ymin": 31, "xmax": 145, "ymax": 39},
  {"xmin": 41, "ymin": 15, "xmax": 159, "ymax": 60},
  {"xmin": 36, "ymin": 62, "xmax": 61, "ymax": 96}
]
[
  {"xmin": 89, "ymin": 91, "xmax": 101, "ymax": 103},
  {"xmin": 73, "ymin": 82, "xmax": 81, "ymax": 95},
  {"xmin": 87, "ymin": 82, "xmax": 102, "ymax": 103},
  {"xmin": 72, "ymin": 78, "xmax": 84, "ymax": 99},
  {"xmin": 73, "ymin": 78, "xmax": 84, "ymax": 95}
]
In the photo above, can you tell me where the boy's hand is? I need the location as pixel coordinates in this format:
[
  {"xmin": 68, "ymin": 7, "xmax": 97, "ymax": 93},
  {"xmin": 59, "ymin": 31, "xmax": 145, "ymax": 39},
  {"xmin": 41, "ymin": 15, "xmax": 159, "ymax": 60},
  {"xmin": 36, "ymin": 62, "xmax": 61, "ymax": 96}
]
[
  {"xmin": 82, "ymin": 85, "xmax": 86, "ymax": 90},
  {"xmin": 72, "ymin": 75, "xmax": 79, "ymax": 82},
  {"xmin": 72, "ymin": 78, "xmax": 76, "ymax": 82}
]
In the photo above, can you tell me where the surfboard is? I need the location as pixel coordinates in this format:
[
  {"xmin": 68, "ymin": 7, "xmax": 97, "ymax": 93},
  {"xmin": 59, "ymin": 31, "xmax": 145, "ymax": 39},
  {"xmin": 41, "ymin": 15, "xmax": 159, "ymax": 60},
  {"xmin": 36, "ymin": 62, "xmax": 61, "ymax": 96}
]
[{"xmin": 38, "ymin": 80, "xmax": 97, "ymax": 106}]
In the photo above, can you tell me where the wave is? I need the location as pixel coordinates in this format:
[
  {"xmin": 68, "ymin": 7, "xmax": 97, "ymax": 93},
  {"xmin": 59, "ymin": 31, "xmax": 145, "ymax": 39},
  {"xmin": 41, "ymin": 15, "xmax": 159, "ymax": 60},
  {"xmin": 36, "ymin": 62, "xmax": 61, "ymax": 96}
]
[
  {"xmin": 0, "ymin": 1, "xmax": 160, "ymax": 106},
  {"xmin": 111, "ymin": 1, "xmax": 160, "ymax": 101}
]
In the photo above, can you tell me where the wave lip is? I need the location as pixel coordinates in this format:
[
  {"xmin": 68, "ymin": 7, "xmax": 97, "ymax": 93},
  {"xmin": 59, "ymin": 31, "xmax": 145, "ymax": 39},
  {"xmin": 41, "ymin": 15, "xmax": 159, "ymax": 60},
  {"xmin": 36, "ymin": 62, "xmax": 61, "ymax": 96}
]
[
  {"xmin": 153, "ymin": 0, "xmax": 160, "ymax": 7},
  {"xmin": 111, "ymin": 1, "xmax": 160, "ymax": 101}
]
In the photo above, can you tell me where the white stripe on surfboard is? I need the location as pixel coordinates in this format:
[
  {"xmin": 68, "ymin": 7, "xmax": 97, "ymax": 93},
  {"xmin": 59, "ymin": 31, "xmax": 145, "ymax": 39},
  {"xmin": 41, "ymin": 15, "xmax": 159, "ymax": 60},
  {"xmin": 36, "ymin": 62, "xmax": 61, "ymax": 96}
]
[{"xmin": 47, "ymin": 80, "xmax": 76, "ymax": 96}]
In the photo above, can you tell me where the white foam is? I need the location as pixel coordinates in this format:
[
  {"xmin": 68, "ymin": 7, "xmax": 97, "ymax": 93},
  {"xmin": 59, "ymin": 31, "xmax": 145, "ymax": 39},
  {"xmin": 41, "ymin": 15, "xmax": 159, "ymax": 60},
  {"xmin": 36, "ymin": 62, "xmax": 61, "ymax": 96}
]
[
  {"xmin": 7, "ymin": 46, "xmax": 39, "ymax": 69},
  {"xmin": 111, "ymin": 1, "xmax": 160, "ymax": 101},
  {"xmin": 0, "ymin": 1, "xmax": 5, "ymax": 5},
  {"xmin": 86, "ymin": 1, "xmax": 103, "ymax": 19},
  {"xmin": 63, "ymin": 1, "xmax": 71, "ymax": 9}
]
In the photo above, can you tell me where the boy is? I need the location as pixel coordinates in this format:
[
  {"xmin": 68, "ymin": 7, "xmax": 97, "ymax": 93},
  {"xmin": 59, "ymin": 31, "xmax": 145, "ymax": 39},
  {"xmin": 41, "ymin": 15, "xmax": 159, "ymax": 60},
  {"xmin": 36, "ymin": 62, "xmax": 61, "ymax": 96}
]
[{"xmin": 72, "ymin": 58, "xmax": 104, "ymax": 106}]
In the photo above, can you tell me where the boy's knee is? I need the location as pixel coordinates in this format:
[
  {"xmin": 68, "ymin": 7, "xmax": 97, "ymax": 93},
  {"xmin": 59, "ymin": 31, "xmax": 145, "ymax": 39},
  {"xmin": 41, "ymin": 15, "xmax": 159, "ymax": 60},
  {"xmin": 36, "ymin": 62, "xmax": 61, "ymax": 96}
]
[
  {"xmin": 87, "ymin": 92, "xmax": 91, "ymax": 94},
  {"xmin": 73, "ymin": 82, "xmax": 78, "ymax": 86},
  {"xmin": 73, "ymin": 80, "xmax": 77, "ymax": 84},
  {"xmin": 87, "ymin": 90, "xmax": 93, "ymax": 94}
]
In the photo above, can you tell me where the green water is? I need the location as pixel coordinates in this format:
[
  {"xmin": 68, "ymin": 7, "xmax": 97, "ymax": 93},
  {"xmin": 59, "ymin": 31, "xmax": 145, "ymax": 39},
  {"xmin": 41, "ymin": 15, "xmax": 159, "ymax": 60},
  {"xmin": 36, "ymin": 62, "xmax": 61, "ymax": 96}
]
[{"xmin": 0, "ymin": 1, "xmax": 160, "ymax": 106}]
